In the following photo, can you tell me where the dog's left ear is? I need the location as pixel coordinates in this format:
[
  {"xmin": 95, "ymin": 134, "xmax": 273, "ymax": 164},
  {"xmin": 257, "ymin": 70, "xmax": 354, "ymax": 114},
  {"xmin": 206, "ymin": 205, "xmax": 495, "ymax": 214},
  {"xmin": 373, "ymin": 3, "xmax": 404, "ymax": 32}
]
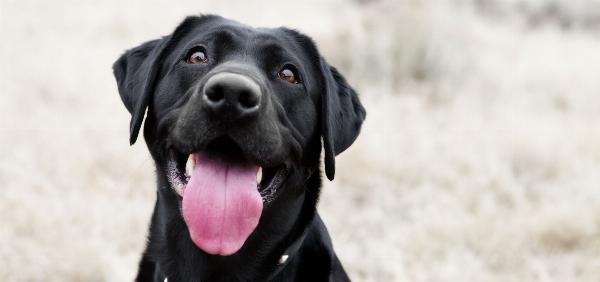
[
  {"xmin": 112, "ymin": 37, "xmax": 170, "ymax": 145},
  {"xmin": 320, "ymin": 58, "xmax": 366, "ymax": 180}
]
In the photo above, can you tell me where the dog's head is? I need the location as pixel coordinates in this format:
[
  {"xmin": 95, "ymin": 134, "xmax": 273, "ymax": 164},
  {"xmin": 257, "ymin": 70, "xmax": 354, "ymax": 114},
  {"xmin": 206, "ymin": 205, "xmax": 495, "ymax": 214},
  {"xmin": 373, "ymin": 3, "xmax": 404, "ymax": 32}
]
[{"xmin": 113, "ymin": 15, "xmax": 365, "ymax": 256}]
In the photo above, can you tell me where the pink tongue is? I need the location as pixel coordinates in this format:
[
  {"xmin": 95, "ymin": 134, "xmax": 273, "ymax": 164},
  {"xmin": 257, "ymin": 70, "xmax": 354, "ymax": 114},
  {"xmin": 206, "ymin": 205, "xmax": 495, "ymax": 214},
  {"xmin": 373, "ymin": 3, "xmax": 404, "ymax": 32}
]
[{"xmin": 182, "ymin": 153, "xmax": 262, "ymax": 256}]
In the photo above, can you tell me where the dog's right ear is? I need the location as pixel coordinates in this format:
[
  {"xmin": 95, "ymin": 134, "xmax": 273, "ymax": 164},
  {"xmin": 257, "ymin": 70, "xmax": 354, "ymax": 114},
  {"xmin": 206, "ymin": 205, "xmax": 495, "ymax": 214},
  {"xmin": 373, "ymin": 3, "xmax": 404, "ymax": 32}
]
[
  {"xmin": 113, "ymin": 37, "xmax": 170, "ymax": 145},
  {"xmin": 113, "ymin": 15, "xmax": 221, "ymax": 145}
]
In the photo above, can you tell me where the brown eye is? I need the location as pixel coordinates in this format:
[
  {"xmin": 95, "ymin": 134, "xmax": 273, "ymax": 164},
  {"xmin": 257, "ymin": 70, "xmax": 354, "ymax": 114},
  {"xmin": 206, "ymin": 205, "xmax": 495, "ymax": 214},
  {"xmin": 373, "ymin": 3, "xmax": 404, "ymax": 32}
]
[
  {"xmin": 278, "ymin": 66, "xmax": 299, "ymax": 84},
  {"xmin": 186, "ymin": 47, "xmax": 208, "ymax": 64}
]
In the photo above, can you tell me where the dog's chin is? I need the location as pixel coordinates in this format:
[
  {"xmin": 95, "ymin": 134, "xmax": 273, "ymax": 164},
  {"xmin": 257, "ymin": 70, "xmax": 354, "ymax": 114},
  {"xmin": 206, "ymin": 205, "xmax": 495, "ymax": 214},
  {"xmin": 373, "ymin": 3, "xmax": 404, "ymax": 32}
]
[{"xmin": 165, "ymin": 136, "xmax": 290, "ymax": 205}]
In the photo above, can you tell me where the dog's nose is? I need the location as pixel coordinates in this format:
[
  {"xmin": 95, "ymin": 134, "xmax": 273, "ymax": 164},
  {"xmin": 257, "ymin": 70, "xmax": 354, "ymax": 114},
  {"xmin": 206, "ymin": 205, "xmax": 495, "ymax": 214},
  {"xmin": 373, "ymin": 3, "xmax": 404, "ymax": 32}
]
[{"xmin": 202, "ymin": 72, "xmax": 261, "ymax": 118}]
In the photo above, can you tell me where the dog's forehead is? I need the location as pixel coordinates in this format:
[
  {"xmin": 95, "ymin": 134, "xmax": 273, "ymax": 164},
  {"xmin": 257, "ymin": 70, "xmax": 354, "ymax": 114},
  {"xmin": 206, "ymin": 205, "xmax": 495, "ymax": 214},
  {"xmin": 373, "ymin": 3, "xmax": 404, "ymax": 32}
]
[
  {"xmin": 161, "ymin": 17, "xmax": 321, "ymax": 94},
  {"xmin": 180, "ymin": 19, "xmax": 296, "ymax": 52}
]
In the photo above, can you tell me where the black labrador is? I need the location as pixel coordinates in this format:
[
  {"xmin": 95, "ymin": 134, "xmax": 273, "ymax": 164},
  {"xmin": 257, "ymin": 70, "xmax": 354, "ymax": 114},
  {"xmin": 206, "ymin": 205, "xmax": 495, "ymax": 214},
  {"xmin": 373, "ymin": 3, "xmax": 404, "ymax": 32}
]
[{"xmin": 113, "ymin": 15, "xmax": 365, "ymax": 282}]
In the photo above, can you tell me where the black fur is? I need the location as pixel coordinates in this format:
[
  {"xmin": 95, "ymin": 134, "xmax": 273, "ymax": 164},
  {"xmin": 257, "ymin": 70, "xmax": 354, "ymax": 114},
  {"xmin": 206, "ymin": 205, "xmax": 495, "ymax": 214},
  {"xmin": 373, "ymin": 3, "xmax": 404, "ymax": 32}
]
[{"xmin": 113, "ymin": 15, "xmax": 365, "ymax": 282}]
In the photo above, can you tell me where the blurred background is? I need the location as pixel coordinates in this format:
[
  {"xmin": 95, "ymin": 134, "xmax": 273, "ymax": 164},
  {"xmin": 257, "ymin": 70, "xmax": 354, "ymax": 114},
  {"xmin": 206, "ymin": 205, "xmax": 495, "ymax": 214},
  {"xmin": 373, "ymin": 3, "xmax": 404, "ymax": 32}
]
[{"xmin": 2, "ymin": 0, "xmax": 600, "ymax": 281}]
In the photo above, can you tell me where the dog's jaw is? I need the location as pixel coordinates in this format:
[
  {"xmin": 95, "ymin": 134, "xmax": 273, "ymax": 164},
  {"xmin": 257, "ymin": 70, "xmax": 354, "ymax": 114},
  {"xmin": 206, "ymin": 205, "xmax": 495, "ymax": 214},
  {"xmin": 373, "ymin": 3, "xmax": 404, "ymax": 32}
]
[{"xmin": 149, "ymin": 164, "xmax": 312, "ymax": 281}]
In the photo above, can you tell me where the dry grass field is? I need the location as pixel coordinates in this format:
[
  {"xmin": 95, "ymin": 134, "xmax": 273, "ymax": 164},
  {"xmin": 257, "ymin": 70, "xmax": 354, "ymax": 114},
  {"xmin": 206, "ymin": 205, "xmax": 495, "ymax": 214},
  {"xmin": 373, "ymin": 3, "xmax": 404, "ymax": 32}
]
[{"xmin": 1, "ymin": 0, "xmax": 600, "ymax": 281}]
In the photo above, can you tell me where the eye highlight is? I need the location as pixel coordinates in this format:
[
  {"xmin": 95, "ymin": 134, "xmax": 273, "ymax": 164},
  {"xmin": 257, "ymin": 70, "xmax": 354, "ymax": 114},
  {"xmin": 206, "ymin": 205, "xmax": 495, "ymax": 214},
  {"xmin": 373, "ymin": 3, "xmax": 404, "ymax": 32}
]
[
  {"xmin": 277, "ymin": 65, "xmax": 300, "ymax": 84},
  {"xmin": 186, "ymin": 46, "xmax": 208, "ymax": 64}
]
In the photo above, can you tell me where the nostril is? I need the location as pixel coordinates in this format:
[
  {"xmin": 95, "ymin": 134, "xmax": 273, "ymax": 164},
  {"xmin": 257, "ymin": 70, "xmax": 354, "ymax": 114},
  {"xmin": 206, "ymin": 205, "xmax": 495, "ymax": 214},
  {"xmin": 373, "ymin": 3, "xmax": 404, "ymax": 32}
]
[
  {"xmin": 205, "ymin": 84, "xmax": 225, "ymax": 103},
  {"xmin": 238, "ymin": 90, "xmax": 260, "ymax": 109}
]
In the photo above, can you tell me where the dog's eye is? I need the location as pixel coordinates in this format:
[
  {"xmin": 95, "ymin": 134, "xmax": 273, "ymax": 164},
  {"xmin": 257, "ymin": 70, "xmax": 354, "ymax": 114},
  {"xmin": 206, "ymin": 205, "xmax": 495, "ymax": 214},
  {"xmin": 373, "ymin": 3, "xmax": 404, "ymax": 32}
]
[
  {"xmin": 277, "ymin": 65, "xmax": 300, "ymax": 84},
  {"xmin": 186, "ymin": 47, "xmax": 208, "ymax": 64}
]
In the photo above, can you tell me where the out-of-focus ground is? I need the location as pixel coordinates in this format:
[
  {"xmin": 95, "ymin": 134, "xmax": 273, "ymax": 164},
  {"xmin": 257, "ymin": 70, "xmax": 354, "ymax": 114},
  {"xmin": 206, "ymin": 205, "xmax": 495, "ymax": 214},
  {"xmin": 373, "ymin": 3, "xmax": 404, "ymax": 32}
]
[{"xmin": 1, "ymin": 0, "xmax": 600, "ymax": 281}]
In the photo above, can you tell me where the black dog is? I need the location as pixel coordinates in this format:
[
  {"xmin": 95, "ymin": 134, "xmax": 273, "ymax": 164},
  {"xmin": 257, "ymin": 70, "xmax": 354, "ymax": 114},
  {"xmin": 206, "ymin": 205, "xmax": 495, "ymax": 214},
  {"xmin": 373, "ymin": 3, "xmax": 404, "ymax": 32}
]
[{"xmin": 113, "ymin": 15, "xmax": 365, "ymax": 282}]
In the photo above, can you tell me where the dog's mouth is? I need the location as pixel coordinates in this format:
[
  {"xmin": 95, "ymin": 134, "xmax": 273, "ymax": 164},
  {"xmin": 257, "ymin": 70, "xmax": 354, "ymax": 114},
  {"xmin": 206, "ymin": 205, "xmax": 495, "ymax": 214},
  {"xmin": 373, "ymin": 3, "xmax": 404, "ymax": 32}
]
[
  {"xmin": 164, "ymin": 136, "xmax": 288, "ymax": 256},
  {"xmin": 166, "ymin": 137, "xmax": 289, "ymax": 203}
]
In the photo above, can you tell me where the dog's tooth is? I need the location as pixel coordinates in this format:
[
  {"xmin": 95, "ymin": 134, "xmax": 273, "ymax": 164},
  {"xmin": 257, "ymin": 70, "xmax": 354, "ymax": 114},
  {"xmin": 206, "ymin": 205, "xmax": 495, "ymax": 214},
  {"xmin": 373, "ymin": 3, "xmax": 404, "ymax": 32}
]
[
  {"xmin": 172, "ymin": 182, "xmax": 185, "ymax": 197},
  {"xmin": 185, "ymin": 154, "xmax": 195, "ymax": 176},
  {"xmin": 257, "ymin": 167, "xmax": 263, "ymax": 184}
]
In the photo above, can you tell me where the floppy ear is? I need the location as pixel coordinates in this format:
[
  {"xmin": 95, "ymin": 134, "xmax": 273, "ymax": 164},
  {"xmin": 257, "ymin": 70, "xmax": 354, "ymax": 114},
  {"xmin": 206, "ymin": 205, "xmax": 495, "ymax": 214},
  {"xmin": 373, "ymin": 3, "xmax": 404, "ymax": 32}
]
[
  {"xmin": 112, "ymin": 37, "xmax": 170, "ymax": 145},
  {"xmin": 320, "ymin": 58, "xmax": 366, "ymax": 180}
]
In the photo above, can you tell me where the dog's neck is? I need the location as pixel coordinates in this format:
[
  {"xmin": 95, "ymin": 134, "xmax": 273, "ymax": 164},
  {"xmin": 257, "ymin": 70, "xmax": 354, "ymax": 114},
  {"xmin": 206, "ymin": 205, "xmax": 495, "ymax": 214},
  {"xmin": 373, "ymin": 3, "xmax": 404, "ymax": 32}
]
[{"xmin": 145, "ymin": 169, "xmax": 319, "ymax": 281}]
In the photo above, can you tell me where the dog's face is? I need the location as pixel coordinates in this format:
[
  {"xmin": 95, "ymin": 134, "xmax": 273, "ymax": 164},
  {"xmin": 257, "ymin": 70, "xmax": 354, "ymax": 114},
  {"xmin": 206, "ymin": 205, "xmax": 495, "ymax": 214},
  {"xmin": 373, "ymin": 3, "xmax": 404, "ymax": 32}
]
[{"xmin": 113, "ymin": 15, "xmax": 365, "ymax": 256}]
